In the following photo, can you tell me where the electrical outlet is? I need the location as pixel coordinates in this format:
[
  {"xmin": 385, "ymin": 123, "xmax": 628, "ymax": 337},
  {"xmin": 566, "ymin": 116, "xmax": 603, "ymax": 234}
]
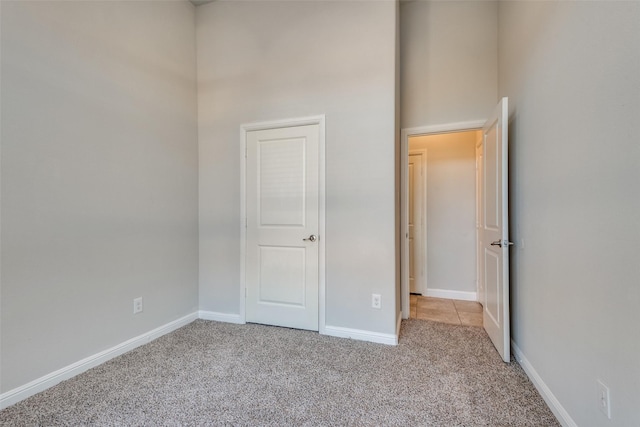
[
  {"xmin": 372, "ymin": 294, "xmax": 381, "ymax": 309},
  {"xmin": 597, "ymin": 380, "xmax": 611, "ymax": 419},
  {"xmin": 133, "ymin": 297, "xmax": 143, "ymax": 314}
]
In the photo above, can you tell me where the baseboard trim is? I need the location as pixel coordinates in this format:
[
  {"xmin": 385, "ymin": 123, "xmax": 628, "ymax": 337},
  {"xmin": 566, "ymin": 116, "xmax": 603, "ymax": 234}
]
[
  {"xmin": 511, "ymin": 340, "xmax": 577, "ymax": 427},
  {"xmin": 0, "ymin": 312, "xmax": 198, "ymax": 410},
  {"xmin": 426, "ymin": 289, "xmax": 477, "ymax": 301},
  {"xmin": 324, "ymin": 325, "xmax": 398, "ymax": 346},
  {"xmin": 198, "ymin": 311, "xmax": 245, "ymax": 324}
]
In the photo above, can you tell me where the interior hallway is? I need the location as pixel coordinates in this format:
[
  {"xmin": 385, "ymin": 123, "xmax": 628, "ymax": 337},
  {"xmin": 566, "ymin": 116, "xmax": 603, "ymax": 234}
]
[{"xmin": 410, "ymin": 295, "xmax": 483, "ymax": 327}]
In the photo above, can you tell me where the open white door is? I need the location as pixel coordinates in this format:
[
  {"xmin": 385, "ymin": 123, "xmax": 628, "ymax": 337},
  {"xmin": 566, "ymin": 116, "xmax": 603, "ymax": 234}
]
[{"xmin": 482, "ymin": 97, "xmax": 511, "ymax": 362}]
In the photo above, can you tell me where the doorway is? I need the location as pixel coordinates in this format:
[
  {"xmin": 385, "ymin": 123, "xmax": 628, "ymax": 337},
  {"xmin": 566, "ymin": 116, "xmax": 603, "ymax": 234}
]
[
  {"xmin": 409, "ymin": 130, "xmax": 480, "ymax": 295},
  {"xmin": 400, "ymin": 121, "xmax": 485, "ymax": 320},
  {"xmin": 401, "ymin": 99, "xmax": 511, "ymax": 362}
]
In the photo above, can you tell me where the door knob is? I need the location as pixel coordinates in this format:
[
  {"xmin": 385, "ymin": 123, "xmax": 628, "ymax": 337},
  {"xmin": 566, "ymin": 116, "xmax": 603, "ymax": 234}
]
[
  {"xmin": 303, "ymin": 234, "xmax": 318, "ymax": 242},
  {"xmin": 491, "ymin": 239, "xmax": 514, "ymax": 247}
]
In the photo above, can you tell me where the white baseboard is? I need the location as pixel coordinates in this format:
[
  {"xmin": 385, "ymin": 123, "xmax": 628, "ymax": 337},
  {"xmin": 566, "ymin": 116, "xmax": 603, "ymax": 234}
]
[
  {"xmin": 425, "ymin": 289, "xmax": 477, "ymax": 301},
  {"xmin": 198, "ymin": 310, "xmax": 244, "ymax": 324},
  {"xmin": 511, "ymin": 340, "xmax": 577, "ymax": 427},
  {"xmin": 0, "ymin": 312, "xmax": 398, "ymax": 410},
  {"xmin": 0, "ymin": 312, "xmax": 198, "ymax": 410},
  {"xmin": 324, "ymin": 325, "xmax": 398, "ymax": 346}
]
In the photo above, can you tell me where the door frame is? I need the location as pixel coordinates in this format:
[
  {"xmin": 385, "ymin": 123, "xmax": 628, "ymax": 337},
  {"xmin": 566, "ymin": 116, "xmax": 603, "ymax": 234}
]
[
  {"xmin": 400, "ymin": 120, "xmax": 485, "ymax": 319},
  {"xmin": 408, "ymin": 149, "xmax": 428, "ymax": 296},
  {"xmin": 475, "ymin": 134, "xmax": 485, "ymax": 307},
  {"xmin": 240, "ymin": 115, "xmax": 326, "ymax": 333}
]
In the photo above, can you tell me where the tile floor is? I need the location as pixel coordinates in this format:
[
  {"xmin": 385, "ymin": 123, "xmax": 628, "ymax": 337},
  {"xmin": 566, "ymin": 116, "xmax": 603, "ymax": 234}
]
[{"xmin": 410, "ymin": 294, "xmax": 483, "ymax": 327}]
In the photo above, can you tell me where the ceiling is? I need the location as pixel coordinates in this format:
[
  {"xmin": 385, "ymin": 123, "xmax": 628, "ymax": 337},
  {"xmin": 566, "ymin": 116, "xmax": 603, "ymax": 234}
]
[{"xmin": 190, "ymin": 0, "xmax": 215, "ymax": 6}]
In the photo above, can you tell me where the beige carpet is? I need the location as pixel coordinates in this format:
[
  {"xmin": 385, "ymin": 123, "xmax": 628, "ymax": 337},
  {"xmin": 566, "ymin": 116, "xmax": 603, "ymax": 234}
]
[{"xmin": 0, "ymin": 319, "xmax": 559, "ymax": 426}]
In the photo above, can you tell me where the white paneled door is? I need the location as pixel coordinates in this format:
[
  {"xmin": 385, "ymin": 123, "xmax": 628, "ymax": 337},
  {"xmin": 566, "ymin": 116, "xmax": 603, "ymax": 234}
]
[
  {"xmin": 245, "ymin": 124, "xmax": 320, "ymax": 331},
  {"xmin": 482, "ymin": 97, "xmax": 511, "ymax": 362}
]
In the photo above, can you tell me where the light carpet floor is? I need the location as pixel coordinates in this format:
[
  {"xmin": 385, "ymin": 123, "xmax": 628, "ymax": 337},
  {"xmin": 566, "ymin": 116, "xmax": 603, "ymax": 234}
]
[{"xmin": 0, "ymin": 319, "xmax": 559, "ymax": 426}]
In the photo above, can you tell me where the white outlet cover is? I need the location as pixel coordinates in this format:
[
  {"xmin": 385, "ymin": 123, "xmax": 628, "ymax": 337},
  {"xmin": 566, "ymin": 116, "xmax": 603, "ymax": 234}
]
[
  {"xmin": 133, "ymin": 297, "xmax": 143, "ymax": 314},
  {"xmin": 597, "ymin": 379, "xmax": 611, "ymax": 419},
  {"xmin": 372, "ymin": 294, "xmax": 381, "ymax": 309}
]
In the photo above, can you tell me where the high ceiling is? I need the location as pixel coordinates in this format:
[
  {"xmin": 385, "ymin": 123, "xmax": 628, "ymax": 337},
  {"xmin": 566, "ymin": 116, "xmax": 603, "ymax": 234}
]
[{"xmin": 190, "ymin": 0, "xmax": 215, "ymax": 6}]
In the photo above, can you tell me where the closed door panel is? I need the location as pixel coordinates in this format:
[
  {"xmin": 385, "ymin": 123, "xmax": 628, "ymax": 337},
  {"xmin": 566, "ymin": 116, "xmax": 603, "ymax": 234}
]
[
  {"xmin": 259, "ymin": 246, "xmax": 305, "ymax": 306},
  {"xmin": 483, "ymin": 248, "xmax": 500, "ymax": 325},
  {"xmin": 246, "ymin": 124, "xmax": 319, "ymax": 331}
]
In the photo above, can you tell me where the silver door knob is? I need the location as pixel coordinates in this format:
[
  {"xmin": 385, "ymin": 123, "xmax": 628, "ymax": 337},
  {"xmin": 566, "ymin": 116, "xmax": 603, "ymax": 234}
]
[
  {"xmin": 491, "ymin": 239, "xmax": 514, "ymax": 247},
  {"xmin": 303, "ymin": 234, "xmax": 318, "ymax": 242}
]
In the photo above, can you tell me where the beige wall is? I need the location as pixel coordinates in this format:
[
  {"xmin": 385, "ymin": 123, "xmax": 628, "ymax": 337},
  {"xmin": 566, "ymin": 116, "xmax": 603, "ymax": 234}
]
[
  {"xmin": 4, "ymin": 4, "xmax": 637, "ymax": 424},
  {"xmin": 196, "ymin": 1, "xmax": 398, "ymax": 334},
  {"xmin": 400, "ymin": 1, "xmax": 498, "ymax": 128},
  {"xmin": 499, "ymin": 1, "xmax": 640, "ymax": 425},
  {"xmin": 409, "ymin": 131, "xmax": 478, "ymax": 295},
  {"xmin": 0, "ymin": 1, "xmax": 199, "ymax": 393}
]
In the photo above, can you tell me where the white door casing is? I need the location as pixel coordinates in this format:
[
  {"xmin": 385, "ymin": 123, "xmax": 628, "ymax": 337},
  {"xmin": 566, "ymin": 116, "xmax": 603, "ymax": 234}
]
[
  {"xmin": 476, "ymin": 137, "xmax": 485, "ymax": 306},
  {"xmin": 242, "ymin": 117, "xmax": 325, "ymax": 332},
  {"xmin": 408, "ymin": 150, "xmax": 427, "ymax": 295},
  {"xmin": 481, "ymin": 97, "xmax": 511, "ymax": 362}
]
